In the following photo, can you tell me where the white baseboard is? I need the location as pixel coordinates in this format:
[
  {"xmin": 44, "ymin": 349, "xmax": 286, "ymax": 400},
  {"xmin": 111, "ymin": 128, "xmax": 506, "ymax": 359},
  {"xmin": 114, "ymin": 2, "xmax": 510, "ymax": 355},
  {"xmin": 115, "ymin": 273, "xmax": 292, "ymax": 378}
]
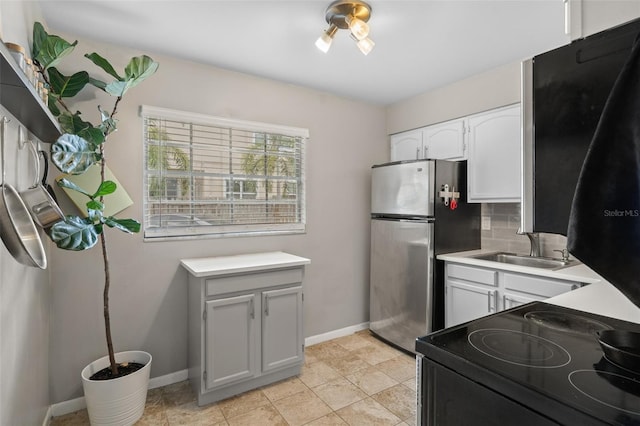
[
  {"xmin": 47, "ymin": 323, "xmax": 371, "ymax": 420},
  {"xmin": 49, "ymin": 369, "xmax": 189, "ymax": 418},
  {"xmin": 305, "ymin": 321, "xmax": 369, "ymax": 346},
  {"xmin": 41, "ymin": 405, "xmax": 53, "ymax": 426},
  {"xmin": 50, "ymin": 396, "xmax": 85, "ymax": 418},
  {"xmin": 149, "ymin": 368, "xmax": 188, "ymax": 389}
]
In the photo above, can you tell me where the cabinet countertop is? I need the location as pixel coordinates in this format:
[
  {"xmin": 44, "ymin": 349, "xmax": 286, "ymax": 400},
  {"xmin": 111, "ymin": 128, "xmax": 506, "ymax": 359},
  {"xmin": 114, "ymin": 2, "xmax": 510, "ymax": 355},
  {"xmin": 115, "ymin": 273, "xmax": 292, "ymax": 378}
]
[
  {"xmin": 180, "ymin": 251, "xmax": 311, "ymax": 277},
  {"xmin": 437, "ymin": 249, "xmax": 602, "ymax": 283},
  {"xmin": 439, "ymin": 249, "xmax": 640, "ymax": 324}
]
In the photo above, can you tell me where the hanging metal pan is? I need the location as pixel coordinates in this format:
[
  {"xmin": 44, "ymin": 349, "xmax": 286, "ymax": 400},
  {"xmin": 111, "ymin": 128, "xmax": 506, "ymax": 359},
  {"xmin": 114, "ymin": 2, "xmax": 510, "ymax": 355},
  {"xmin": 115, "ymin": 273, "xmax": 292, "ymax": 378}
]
[
  {"xmin": 0, "ymin": 117, "xmax": 46, "ymax": 269},
  {"xmin": 20, "ymin": 139, "xmax": 63, "ymax": 229}
]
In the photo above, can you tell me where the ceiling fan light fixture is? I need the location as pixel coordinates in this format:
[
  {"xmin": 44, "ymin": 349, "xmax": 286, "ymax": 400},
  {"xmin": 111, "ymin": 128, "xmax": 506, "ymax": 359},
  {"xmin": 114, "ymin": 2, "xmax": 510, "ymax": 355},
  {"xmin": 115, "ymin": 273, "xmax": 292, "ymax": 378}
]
[
  {"xmin": 315, "ymin": 24, "xmax": 338, "ymax": 53},
  {"xmin": 316, "ymin": 1, "xmax": 374, "ymax": 55}
]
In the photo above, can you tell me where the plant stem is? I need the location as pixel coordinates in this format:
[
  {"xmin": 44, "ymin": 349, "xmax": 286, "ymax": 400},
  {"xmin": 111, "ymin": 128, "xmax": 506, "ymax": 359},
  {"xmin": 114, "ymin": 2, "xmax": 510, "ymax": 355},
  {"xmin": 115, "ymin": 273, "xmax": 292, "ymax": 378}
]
[{"xmin": 99, "ymin": 140, "xmax": 118, "ymax": 376}]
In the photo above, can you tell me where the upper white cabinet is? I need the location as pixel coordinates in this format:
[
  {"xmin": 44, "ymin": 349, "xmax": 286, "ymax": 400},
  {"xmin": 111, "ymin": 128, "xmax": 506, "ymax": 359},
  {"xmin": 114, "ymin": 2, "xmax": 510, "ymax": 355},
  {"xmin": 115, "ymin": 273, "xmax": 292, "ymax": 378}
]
[
  {"xmin": 389, "ymin": 104, "xmax": 521, "ymax": 203},
  {"xmin": 390, "ymin": 118, "xmax": 466, "ymax": 162},
  {"xmin": 467, "ymin": 104, "xmax": 521, "ymax": 203},
  {"xmin": 390, "ymin": 129, "xmax": 423, "ymax": 161},
  {"xmin": 422, "ymin": 119, "xmax": 466, "ymax": 160}
]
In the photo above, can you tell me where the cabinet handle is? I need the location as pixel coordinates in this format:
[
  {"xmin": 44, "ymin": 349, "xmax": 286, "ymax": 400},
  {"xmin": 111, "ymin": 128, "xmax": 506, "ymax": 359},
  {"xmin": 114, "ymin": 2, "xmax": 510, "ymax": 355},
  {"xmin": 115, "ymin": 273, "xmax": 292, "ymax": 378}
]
[
  {"xmin": 488, "ymin": 291, "xmax": 497, "ymax": 312},
  {"xmin": 250, "ymin": 298, "xmax": 255, "ymax": 319},
  {"xmin": 416, "ymin": 147, "xmax": 420, "ymax": 159},
  {"xmin": 264, "ymin": 297, "xmax": 269, "ymax": 316}
]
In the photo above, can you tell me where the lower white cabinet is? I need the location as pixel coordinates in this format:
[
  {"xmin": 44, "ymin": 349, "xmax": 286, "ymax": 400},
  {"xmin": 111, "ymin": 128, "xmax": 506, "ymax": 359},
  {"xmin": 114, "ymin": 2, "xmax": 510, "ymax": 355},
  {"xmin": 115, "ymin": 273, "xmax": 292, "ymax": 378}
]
[
  {"xmin": 183, "ymin": 252, "xmax": 309, "ymax": 406},
  {"xmin": 445, "ymin": 262, "xmax": 583, "ymax": 327}
]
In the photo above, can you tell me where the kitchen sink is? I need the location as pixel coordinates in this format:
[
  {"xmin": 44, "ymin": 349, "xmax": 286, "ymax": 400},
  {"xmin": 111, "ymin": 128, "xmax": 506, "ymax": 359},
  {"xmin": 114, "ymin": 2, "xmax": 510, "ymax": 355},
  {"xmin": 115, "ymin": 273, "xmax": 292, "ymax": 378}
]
[{"xmin": 470, "ymin": 252, "xmax": 578, "ymax": 270}]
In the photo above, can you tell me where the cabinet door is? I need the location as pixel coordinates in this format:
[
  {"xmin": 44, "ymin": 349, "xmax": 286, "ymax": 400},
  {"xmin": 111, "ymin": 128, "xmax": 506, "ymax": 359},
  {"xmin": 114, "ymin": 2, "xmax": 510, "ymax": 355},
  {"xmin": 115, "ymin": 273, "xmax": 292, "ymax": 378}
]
[
  {"xmin": 262, "ymin": 286, "xmax": 304, "ymax": 373},
  {"xmin": 423, "ymin": 119, "xmax": 466, "ymax": 160},
  {"xmin": 502, "ymin": 291, "xmax": 539, "ymax": 310},
  {"xmin": 446, "ymin": 279, "xmax": 497, "ymax": 327},
  {"xmin": 205, "ymin": 294, "xmax": 257, "ymax": 389},
  {"xmin": 390, "ymin": 129, "xmax": 423, "ymax": 161},
  {"xmin": 467, "ymin": 105, "xmax": 521, "ymax": 202}
]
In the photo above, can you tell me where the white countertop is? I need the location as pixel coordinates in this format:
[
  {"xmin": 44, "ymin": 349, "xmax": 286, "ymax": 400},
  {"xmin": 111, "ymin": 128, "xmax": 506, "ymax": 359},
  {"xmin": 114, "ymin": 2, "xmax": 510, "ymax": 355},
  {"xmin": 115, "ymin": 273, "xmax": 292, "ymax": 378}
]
[
  {"xmin": 439, "ymin": 249, "xmax": 640, "ymax": 324},
  {"xmin": 180, "ymin": 251, "xmax": 311, "ymax": 277},
  {"xmin": 437, "ymin": 249, "xmax": 602, "ymax": 283}
]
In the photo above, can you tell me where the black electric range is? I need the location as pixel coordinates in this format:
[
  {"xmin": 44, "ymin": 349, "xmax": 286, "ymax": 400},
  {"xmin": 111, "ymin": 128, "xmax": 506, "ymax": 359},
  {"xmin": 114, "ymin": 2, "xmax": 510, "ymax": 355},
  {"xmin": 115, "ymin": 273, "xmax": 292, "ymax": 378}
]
[{"xmin": 415, "ymin": 302, "xmax": 640, "ymax": 425}]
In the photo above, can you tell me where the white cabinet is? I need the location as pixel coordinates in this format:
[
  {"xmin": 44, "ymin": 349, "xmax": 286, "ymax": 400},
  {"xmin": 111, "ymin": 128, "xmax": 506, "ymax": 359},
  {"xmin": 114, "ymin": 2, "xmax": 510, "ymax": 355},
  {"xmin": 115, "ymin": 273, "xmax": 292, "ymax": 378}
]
[
  {"xmin": 205, "ymin": 294, "xmax": 257, "ymax": 389},
  {"xmin": 261, "ymin": 286, "xmax": 304, "ymax": 373},
  {"xmin": 183, "ymin": 252, "xmax": 309, "ymax": 406},
  {"xmin": 467, "ymin": 104, "xmax": 521, "ymax": 203},
  {"xmin": 445, "ymin": 262, "xmax": 583, "ymax": 328},
  {"xmin": 389, "ymin": 118, "xmax": 466, "ymax": 162},
  {"xmin": 390, "ymin": 129, "xmax": 423, "ymax": 161},
  {"xmin": 389, "ymin": 104, "xmax": 521, "ymax": 203},
  {"xmin": 422, "ymin": 119, "xmax": 466, "ymax": 160}
]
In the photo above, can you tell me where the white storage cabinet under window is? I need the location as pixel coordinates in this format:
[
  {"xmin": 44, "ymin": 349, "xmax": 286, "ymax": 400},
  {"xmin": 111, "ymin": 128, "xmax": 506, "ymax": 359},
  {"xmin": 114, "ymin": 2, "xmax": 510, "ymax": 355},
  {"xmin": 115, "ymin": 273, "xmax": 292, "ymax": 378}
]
[{"xmin": 183, "ymin": 252, "xmax": 310, "ymax": 405}]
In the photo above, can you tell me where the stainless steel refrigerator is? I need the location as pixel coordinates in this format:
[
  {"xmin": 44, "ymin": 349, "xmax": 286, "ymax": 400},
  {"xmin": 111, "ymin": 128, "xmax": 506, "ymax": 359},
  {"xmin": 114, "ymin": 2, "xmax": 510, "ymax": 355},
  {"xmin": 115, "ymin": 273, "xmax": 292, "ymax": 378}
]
[{"xmin": 369, "ymin": 159, "xmax": 480, "ymax": 353}]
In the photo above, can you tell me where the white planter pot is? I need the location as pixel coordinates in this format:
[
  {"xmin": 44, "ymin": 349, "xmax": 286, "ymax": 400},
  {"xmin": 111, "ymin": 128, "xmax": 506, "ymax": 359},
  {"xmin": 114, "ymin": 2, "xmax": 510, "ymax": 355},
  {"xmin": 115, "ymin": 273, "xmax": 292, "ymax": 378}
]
[{"xmin": 81, "ymin": 350, "xmax": 152, "ymax": 426}]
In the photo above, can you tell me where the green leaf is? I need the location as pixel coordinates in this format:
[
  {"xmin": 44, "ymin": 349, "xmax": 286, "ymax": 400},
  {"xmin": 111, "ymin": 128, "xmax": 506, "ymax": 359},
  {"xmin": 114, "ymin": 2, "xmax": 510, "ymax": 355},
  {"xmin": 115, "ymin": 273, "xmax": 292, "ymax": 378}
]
[
  {"xmin": 105, "ymin": 55, "xmax": 158, "ymax": 97},
  {"xmin": 35, "ymin": 35, "xmax": 77, "ymax": 70},
  {"xmin": 58, "ymin": 113, "xmax": 105, "ymax": 146},
  {"xmin": 47, "ymin": 68, "xmax": 89, "ymax": 98},
  {"xmin": 86, "ymin": 200, "xmax": 104, "ymax": 211},
  {"xmin": 77, "ymin": 126, "xmax": 105, "ymax": 146},
  {"xmin": 56, "ymin": 178, "xmax": 92, "ymax": 198},
  {"xmin": 85, "ymin": 52, "xmax": 123, "ymax": 81},
  {"xmin": 88, "ymin": 77, "xmax": 107, "ymax": 91},
  {"xmin": 87, "ymin": 209, "xmax": 103, "ymax": 222},
  {"xmin": 49, "ymin": 216, "xmax": 100, "ymax": 251},
  {"xmin": 103, "ymin": 217, "xmax": 141, "ymax": 234},
  {"xmin": 47, "ymin": 94, "xmax": 60, "ymax": 116},
  {"xmin": 51, "ymin": 134, "xmax": 100, "ymax": 174},
  {"xmin": 124, "ymin": 55, "xmax": 159, "ymax": 87},
  {"xmin": 104, "ymin": 80, "xmax": 130, "ymax": 97},
  {"xmin": 94, "ymin": 180, "xmax": 117, "ymax": 197},
  {"xmin": 98, "ymin": 106, "xmax": 117, "ymax": 135},
  {"xmin": 32, "ymin": 22, "xmax": 48, "ymax": 60}
]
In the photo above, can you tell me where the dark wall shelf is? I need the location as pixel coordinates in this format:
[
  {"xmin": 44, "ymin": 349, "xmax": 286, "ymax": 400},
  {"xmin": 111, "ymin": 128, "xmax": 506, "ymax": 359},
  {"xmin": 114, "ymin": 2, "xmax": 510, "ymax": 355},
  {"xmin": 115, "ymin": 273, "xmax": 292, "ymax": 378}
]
[{"xmin": 0, "ymin": 40, "xmax": 61, "ymax": 143}]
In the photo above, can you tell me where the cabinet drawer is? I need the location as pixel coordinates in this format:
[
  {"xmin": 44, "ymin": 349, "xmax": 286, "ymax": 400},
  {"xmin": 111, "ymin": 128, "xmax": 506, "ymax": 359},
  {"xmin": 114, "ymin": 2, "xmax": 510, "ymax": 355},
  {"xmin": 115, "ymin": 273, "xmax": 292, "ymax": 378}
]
[
  {"xmin": 206, "ymin": 268, "xmax": 303, "ymax": 297},
  {"xmin": 447, "ymin": 264, "xmax": 497, "ymax": 286},
  {"xmin": 503, "ymin": 273, "xmax": 580, "ymax": 298}
]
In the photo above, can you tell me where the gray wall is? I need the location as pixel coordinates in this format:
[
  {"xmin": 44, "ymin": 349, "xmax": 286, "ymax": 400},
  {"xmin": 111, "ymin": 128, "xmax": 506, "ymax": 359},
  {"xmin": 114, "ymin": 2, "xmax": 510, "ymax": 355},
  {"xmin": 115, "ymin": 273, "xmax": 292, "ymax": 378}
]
[
  {"xmin": 0, "ymin": 2, "xmax": 51, "ymax": 425},
  {"xmin": 46, "ymin": 35, "xmax": 388, "ymax": 403}
]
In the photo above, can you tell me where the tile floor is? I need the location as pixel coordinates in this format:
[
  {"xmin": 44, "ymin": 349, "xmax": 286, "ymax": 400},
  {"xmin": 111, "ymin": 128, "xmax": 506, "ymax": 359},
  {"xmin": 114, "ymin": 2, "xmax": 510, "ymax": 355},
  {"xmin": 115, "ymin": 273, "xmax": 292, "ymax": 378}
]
[{"xmin": 52, "ymin": 330, "xmax": 417, "ymax": 425}]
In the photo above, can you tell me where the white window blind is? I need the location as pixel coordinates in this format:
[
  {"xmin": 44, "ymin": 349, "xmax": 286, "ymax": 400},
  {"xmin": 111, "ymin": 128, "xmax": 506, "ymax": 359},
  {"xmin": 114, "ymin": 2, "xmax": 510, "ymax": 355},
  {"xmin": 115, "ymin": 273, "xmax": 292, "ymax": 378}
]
[{"xmin": 141, "ymin": 106, "xmax": 308, "ymax": 239}]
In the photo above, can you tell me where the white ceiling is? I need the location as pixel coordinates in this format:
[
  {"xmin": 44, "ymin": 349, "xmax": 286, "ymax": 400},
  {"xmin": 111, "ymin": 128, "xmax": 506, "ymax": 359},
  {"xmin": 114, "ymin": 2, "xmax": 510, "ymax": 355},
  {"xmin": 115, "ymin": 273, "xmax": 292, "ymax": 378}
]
[{"xmin": 37, "ymin": 0, "xmax": 571, "ymax": 106}]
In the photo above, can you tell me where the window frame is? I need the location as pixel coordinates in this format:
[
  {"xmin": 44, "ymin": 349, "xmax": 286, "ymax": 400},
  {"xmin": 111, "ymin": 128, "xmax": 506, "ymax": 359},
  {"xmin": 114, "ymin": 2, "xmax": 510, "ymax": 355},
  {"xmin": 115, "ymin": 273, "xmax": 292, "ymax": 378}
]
[{"xmin": 141, "ymin": 105, "xmax": 308, "ymax": 240}]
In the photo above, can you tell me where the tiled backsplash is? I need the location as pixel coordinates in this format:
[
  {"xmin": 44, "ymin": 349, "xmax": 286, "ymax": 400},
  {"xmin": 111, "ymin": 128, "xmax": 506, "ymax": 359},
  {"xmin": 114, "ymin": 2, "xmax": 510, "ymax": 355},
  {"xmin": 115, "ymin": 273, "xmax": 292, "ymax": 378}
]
[{"xmin": 480, "ymin": 203, "xmax": 569, "ymax": 259}]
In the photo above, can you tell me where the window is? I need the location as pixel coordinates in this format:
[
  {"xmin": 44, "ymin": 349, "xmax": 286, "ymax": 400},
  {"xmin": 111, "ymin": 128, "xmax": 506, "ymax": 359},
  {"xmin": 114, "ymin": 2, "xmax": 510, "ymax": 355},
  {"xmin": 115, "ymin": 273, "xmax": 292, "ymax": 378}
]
[{"xmin": 141, "ymin": 106, "xmax": 308, "ymax": 239}]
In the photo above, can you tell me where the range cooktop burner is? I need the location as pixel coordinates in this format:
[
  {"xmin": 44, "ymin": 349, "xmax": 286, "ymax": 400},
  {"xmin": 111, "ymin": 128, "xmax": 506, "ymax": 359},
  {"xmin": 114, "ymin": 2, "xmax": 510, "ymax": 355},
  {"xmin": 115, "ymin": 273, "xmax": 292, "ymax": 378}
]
[
  {"xmin": 468, "ymin": 328, "xmax": 571, "ymax": 368},
  {"xmin": 569, "ymin": 369, "xmax": 640, "ymax": 416},
  {"xmin": 524, "ymin": 310, "xmax": 612, "ymax": 335}
]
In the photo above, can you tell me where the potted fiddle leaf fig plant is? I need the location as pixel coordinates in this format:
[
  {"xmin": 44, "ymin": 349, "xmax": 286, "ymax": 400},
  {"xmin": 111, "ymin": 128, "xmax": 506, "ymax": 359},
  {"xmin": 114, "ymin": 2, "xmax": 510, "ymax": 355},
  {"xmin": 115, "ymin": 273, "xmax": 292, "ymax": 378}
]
[{"xmin": 31, "ymin": 22, "xmax": 158, "ymax": 425}]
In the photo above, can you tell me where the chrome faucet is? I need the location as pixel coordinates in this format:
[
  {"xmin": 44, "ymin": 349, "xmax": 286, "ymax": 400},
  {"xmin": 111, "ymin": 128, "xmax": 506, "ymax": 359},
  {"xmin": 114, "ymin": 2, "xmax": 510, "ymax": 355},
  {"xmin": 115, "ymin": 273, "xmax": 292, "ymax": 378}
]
[
  {"xmin": 517, "ymin": 228, "xmax": 541, "ymax": 257},
  {"xmin": 553, "ymin": 249, "xmax": 570, "ymax": 262}
]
